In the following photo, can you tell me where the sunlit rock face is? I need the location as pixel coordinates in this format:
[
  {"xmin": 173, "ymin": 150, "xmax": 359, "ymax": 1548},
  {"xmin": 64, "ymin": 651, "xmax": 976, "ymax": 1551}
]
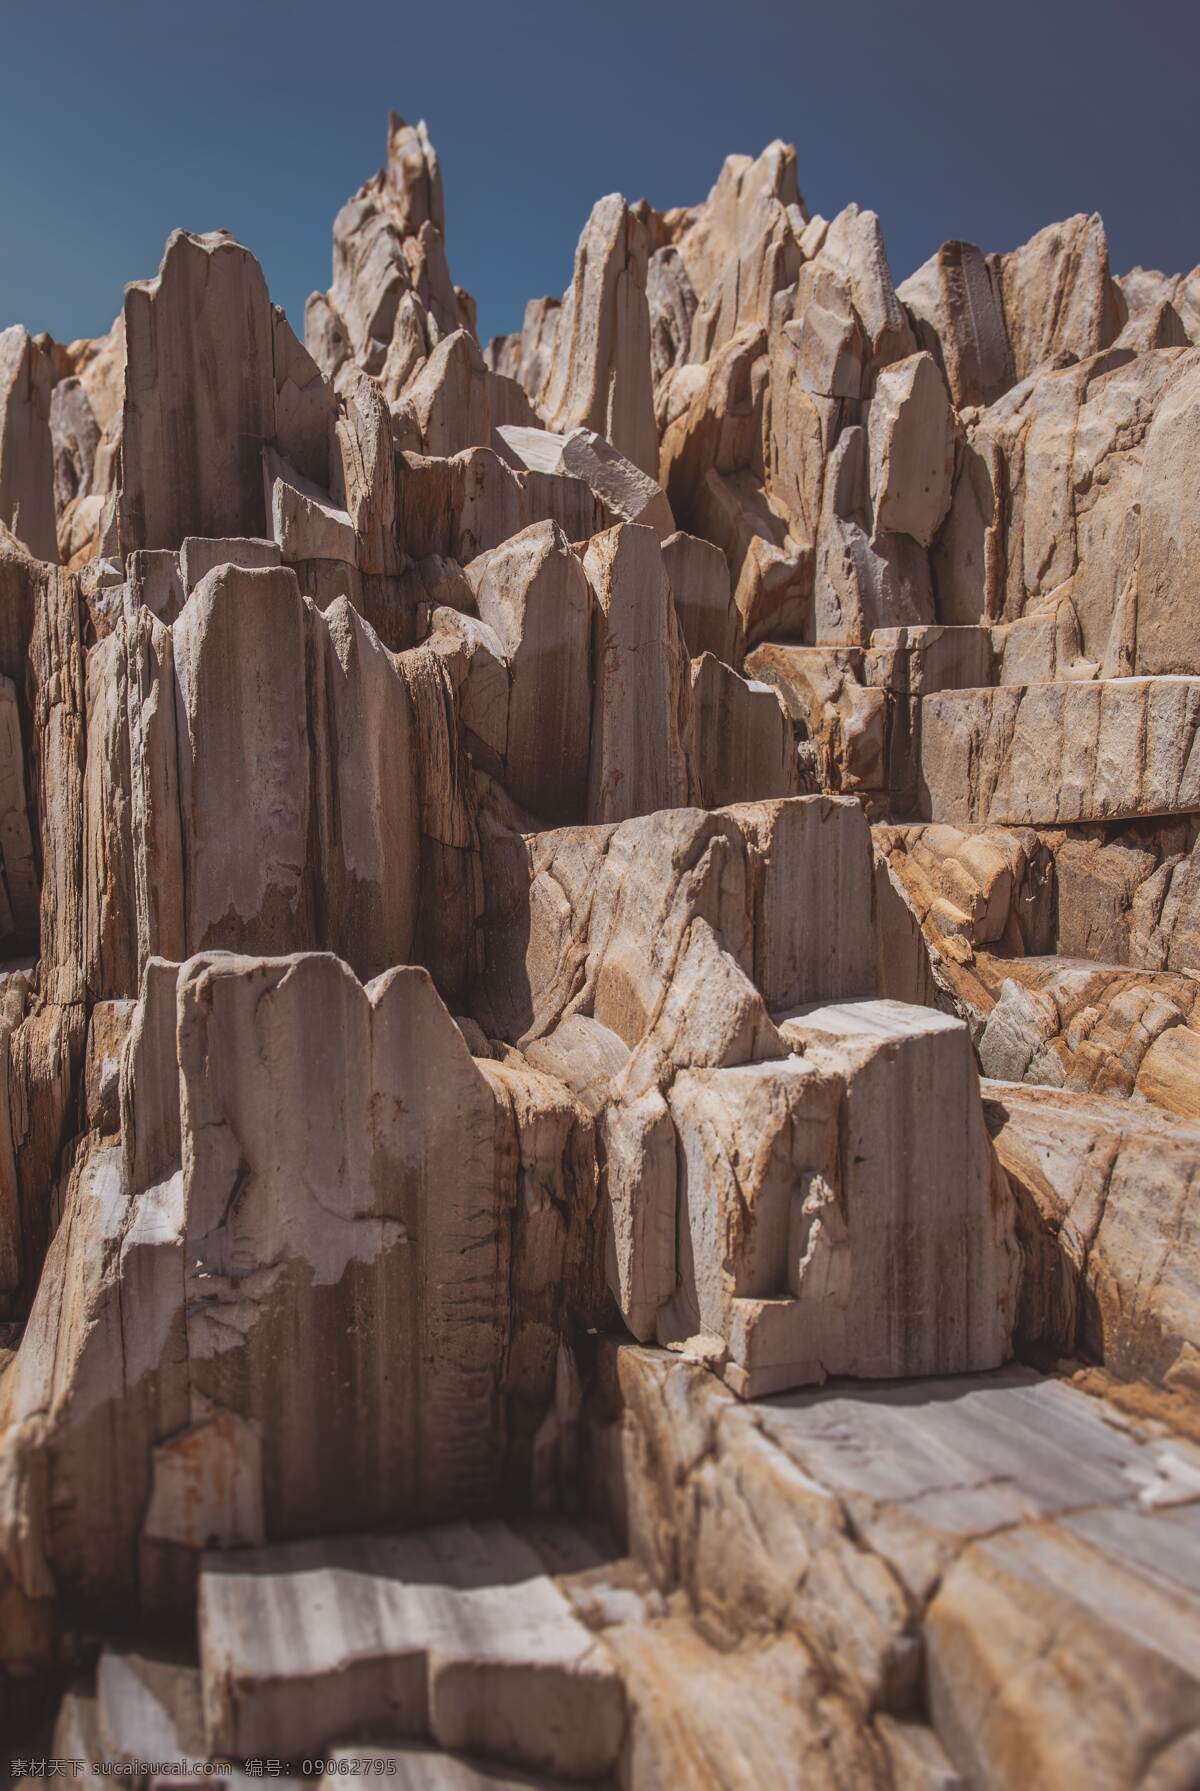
[{"xmin": 2, "ymin": 110, "xmax": 1200, "ymax": 1788}]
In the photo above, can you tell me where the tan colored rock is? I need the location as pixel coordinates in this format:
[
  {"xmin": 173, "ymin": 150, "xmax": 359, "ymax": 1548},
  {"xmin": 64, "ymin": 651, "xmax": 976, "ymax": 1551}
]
[
  {"xmin": 178, "ymin": 953, "xmax": 504, "ymax": 1537},
  {"xmin": 873, "ymin": 821, "xmax": 1050, "ymax": 964},
  {"xmin": 605, "ymin": 1613, "xmax": 889, "ymax": 1789},
  {"xmin": 319, "ymin": 113, "xmax": 470, "ymax": 381},
  {"xmin": 472, "ymin": 797, "xmax": 877, "ymax": 1053},
  {"xmin": 0, "ymin": 970, "xmax": 31, "ymax": 1308},
  {"xmin": 29, "ymin": 563, "xmax": 86, "ymax": 1004},
  {"xmin": 646, "ymin": 244, "xmax": 697, "ymax": 385},
  {"xmin": 921, "ymin": 677, "xmax": 1200, "ymax": 825},
  {"xmin": 747, "ymin": 643, "xmax": 887, "ymax": 794},
  {"xmin": 396, "ymin": 445, "xmax": 602, "ymax": 567},
  {"xmin": 49, "ymin": 374, "xmax": 101, "ymax": 523},
  {"xmin": 495, "ymin": 423, "xmax": 673, "ymax": 537},
  {"xmin": 660, "ymin": 1000, "xmax": 1015, "ymax": 1394},
  {"xmin": 467, "ymin": 520, "xmax": 592, "ymax": 824},
  {"xmin": 199, "ymin": 1521, "xmax": 625, "ymax": 1774},
  {"xmin": 583, "ymin": 524, "xmax": 695, "ymax": 823},
  {"xmin": 8, "ymin": 108, "xmax": 1200, "ymax": 1767},
  {"xmin": 680, "ymin": 141, "xmax": 805, "ymax": 362},
  {"xmin": 592, "ymin": 1339, "xmax": 1200, "ymax": 1773},
  {"xmin": 927, "ymin": 1506, "xmax": 1200, "ymax": 1789},
  {"xmin": 898, "ymin": 238, "xmax": 1014, "ymax": 409},
  {"xmin": 0, "ymin": 326, "xmax": 57, "ymax": 563},
  {"xmin": 172, "ymin": 565, "xmax": 314, "ymax": 957},
  {"xmin": 814, "ymin": 425, "xmax": 935, "ymax": 646},
  {"xmin": 333, "ymin": 366, "xmax": 399, "ymax": 577},
  {"xmin": 0, "ymin": 676, "xmax": 36, "ymax": 950},
  {"xmin": 983, "ymin": 1079, "xmax": 1200, "ymax": 1384},
  {"xmin": 321, "ymin": 596, "xmax": 421, "ymax": 979},
  {"xmin": 535, "ymin": 195, "xmax": 658, "ymax": 478},
  {"xmin": 951, "ymin": 951, "xmax": 1200, "ymax": 1119},
  {"xmin": 404, "ymin": 328, "xmax": 536, "ymax": 457},
  {"xmin": 490, "ymin": 294, "xmax": 561, "ymax": 403},
  {"xmin": 689, "ymin": 652, "xmax": 800, "ymax": 808},
  {"xmin": 264, "ymin": 447, "xmax": 357, "ymax": 566},
  {"xmin": 868, "ymin": 352, "xmax": 956, "ymax": 546},
  {"xmin": 998, "ymin": 212, "xmax": 1125, "ymax": 383},
  {"xmin": 661, "ymin": 529, "xmax": 738, "ymax": 663},
  {"xmin": 1135, "ymin": 349, "xmax": 1200, "ymax": 675},
  {"xmin": 121, "ymin": 232, "xmax": 276, "ymax": 552},
  {"xmin": 1120, "ymin": 264, "xmax": 1200, "ymax": 342}
]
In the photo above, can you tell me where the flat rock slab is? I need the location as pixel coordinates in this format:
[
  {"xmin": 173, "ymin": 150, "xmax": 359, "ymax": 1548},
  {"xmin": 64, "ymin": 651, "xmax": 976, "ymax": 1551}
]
[
  {"xmin": 600, "ymin": 1343, "xmax": 1200, "ymax": 1786},
  {"xmin": 920, "ymin": 677, "xmax": 1200, "ymax": 825},
  {"xmin": 199, "ymin": 1519, "xmax": 625, "ymax": 1779}
]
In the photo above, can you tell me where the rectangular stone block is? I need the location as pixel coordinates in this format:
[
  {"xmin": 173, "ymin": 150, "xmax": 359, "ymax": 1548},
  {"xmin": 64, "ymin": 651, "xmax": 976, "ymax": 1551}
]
[
  {"xmin": 920, "ymin": 678, "xmax": 1200, "ymax": 825},
  {"xmin": 199, "ymin": 1521, "xmax": 625, "ymax": 1776}
]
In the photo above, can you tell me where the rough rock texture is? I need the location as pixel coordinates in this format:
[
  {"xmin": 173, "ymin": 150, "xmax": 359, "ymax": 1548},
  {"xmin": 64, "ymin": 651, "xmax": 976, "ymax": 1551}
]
[{"xmin": 3, "ymin": 108, "xmax": 1200, "ymax": 1788}]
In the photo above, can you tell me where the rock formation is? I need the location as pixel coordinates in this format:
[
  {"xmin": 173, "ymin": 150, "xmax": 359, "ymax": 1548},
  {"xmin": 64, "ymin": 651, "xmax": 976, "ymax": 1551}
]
[{"xmin": 2, "ymin": 112, "xmax": 1200, "ymax": 1787}]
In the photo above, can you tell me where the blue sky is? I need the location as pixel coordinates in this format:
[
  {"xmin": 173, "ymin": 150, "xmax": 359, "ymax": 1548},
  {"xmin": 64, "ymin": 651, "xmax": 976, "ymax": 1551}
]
[{"xmin": 2, "ymin": 0, "xmax": 1197, "ymax": 349}]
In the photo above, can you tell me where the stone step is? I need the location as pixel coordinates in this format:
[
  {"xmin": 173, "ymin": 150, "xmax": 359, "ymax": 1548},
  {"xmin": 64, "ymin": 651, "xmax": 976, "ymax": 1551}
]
[
  {"xmin": 587, "ymin": 1342, "xmax": 1200, "ymax": 1789},
  {"xmin": 920, "ymin": 676, "xmax": 1200, "ymax": 825},
  {"xmin": 197, "ymin": 1519, "xmax": 625, "ymax": 1779}
]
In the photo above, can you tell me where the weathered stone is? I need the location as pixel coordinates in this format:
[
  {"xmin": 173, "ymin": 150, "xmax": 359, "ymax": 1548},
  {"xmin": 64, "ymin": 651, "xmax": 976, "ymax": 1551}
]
[
  {"xmin": 921, "ymin": 678, "xmax": 1200, "ymax": 825},
  {"xmin": 659, "ymin": 1000, "xmax": 1015, "ymax": 1394},
  {"xmin": 121, "ymin": 233, "xmax": 277, "ymax": 552},
  {"xmin": 535, "ymin": 194, "xmax": 658, "ymax": 478},
  {"xmin": 199, "ymin": 1521, "xmax": 625, "ymax": 1774},
  {"xmin": 898, "ymin": 239, "xmax": 1014, "ymax": 409},
  {"xmin": 495, "ymin": 424, "xmax": 673, "ymax": 537},
  {"xmin": 661, "ymin": 529, "xmax": 739, "ymax": 663},
  {"xmin": 998, "ymin": 212, "xmax": 1124, "ymax": 382},
  {"xmin": 983, "ymin": 1079, "xmax": 1200, "ymax": 1385},
  {"xmin": 0, "ymin": 326, "xmax": 57, "ymax": 563},
  {"xmin": 679, "ymin": 141, "xmax": 805, "ymax": 363},
  {"xmin": 6, "ymin": 105, "xmax": 1200, "ymax": 1779},
  {"xmin": 467, "ymin": 521, "xmax": 592, "ymax": 824},
  {"xmin": 868, "ymin": 352, "xmax": 956, "ymax": 546},
  {"xmin": 747, "ymin": 643, "xmax": 887, "ymax": 795},
  {"xmin": 646, "ymin": 244, "xmax": 697, "ymax": 385},
  {"xmin": 49, "ymin": 375, "xmax": 101, "ymax": 524},
  {"xmin": 975, "ymin": 957, "xmax": 1200, "ymax": 1116},
  {"xmin": 1135, "ymin": 351, "xmax": 1200, "ymax": 675},
  {"xmin": 928, "ymin": 1504, "xmax": 1200, "ymax": 1788},
  {"xmin": 583, "ymin": 524, "xmax": 695, "ymax": 823},
  {"xmin": 264, "ymin": 446, "xmax": 357, "ymax": 566},
  {"xmin": 689, "ymin": 652, "xmax": 800, "ymax": 808}
]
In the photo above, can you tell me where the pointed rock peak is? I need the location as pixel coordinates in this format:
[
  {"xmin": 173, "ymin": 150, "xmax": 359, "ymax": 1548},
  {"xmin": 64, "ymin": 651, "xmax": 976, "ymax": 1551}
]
[{"xmin": 385, "ymin": 111, "xmax": 445, "ymax": 238}]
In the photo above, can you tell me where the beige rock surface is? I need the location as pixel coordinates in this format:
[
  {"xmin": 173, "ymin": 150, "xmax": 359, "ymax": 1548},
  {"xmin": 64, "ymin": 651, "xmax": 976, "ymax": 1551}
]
[
  {"xmin": 920, "ymin": 677, "xmax": 1200, "ymax": 825},
  {"xmin": 983, "ymin": 1079, "xmax": 1200, "ymax": 1385},
  {"xmin": 201, "ymin": 1520, "xmax": 625, "ymax": 1774},
  {"xmin": 5, "ymin": 103, "xmax": 1200, "ymax": 1786},
  {"xmin": 0, "ymin": 327, "xmax": 57, "ymax": 563},
  {"xmin": 583, "ymin": 523, "xmax": 695, "ymax": 824},
  {"xmin": 534, "ymin": 194, "xmax": 659, "ymax": 478}
]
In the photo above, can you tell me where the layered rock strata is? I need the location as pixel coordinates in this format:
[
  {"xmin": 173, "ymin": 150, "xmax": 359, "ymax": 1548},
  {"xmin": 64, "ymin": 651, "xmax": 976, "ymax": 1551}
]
[{"xmin": 2, "ymin": 110, "xmax": 1199, "ymax": 1789}]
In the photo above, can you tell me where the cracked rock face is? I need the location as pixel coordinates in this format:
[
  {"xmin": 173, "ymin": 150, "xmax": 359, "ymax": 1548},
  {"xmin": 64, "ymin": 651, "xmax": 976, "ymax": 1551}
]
[{"xmin": 2, "ymin": 109, "xmax": 1200, "ymax": 1789}]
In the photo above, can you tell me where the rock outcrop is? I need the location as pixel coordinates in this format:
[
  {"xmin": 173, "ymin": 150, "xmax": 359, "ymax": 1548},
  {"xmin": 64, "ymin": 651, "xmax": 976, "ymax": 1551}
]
[{"xmin": 2, "ymin": 108, "xmax": 1199, "ymax": 1790}]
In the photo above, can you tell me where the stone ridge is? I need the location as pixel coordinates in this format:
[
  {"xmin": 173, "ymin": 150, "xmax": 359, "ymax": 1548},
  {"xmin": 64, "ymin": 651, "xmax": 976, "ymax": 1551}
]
[{"xmin": 0, "ymin": 112, "xmax": 1198, "ymax": 1787}]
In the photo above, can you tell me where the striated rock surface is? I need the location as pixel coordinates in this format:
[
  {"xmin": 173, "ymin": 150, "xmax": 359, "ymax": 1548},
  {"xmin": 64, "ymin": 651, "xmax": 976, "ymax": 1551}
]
[{"xmin": 2, "ymin": 105, "xmax": 1200, "ymax": 1790}]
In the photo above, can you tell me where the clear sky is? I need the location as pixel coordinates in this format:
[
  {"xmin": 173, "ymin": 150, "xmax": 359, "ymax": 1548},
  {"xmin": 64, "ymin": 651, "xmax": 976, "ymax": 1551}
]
[{"xmin": 2, "ymin": 0, "xmax": 1197, "ymax": 351}]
